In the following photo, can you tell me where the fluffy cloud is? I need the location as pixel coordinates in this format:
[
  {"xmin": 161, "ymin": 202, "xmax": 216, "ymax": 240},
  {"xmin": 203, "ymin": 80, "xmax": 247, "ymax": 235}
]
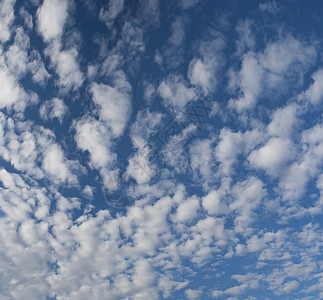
[
  {"xmin": 37, "ymin": 0, "xmax": 68, "ymax": 41},
  {"xmin": 74, "ymin": 117, "xmax": 116, "ymax": 169},
  {"xmin": 45, "ymin": 42, "xmax": 84, "ymax": 91},
  {"xmin": 229, "ymin": 36, "xmax": 316, "ymax": 112},
  {"xmin": 159, "ymin": 74, "xmax": 196, "ymax": 111},
  {"xmin": 0, "ymin": 67, "xmax": 30, "ymax": 111},
  {"xmin": 0, "ymin": 0, "xmax": 16, "ymax": 42},
  {"xmin": 248, "ymin": 137, "xmax": 295, "ymax": 176},
  {"xmin": 202, "ymin": 190, "xmax": 229, "ymax": 215},
  {"xmin": 91, "ymin": 72, "xmax": 132, "ymax": 137},
  {"xmin": 42, "ymin": 144, "xmax": 77, "ymax": 184},
  {"xmin": 40, "ymin": 98, "xmax": 68, "ymax": 123},
  {"xmin": 2, "ymin": 1, "xmax": 323, "ymax": 299},
  {"xmin": 303, "ymin": 69, "xmax": 323, "ymax": 104},
  {"xmin": 188, "ymin": 33, "xmax": 225, "ymax": 94}
]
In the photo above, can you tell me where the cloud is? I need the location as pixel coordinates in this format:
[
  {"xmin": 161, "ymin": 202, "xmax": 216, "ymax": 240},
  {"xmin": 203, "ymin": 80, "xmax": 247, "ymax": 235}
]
[
  {"xmin": 2, "ymin": 1, "xmax": 323, "ymax": 299},
  {"xmin": 159, "ymin": 74, "xmax": 196, "ymax": 112},
  {"xmin": 45, "ymin": 41, "xmax": 84, "ymax": 91},
  {"xmin": 185, "ymin": 288, "xmax": 203, "ymax": 299},
  {"xmin": 228, "ymin": 52, "xmax": 263, "ymax": 111},
  {"xmin": 99, "ymin": 0, "xmax": 124, "ymax": 28},
  {"xmin": 303, "ymin": 69, "xmax": 323, "ymax": 105},
  {"xmin": 189, "ymin": 139, "xmax": 214, "ymax": 179},
  {"xmin": 215, "ymin": 128, "xmax": 243, "ymax": 175},
  {"xmin": 40, "ymin": 98, "xmax": 68, "ymax": 123},
  {"xmin": 235, "ymin": 19, "xmax": 255, "ymax": 55},
  {"xmin": 230, "ymin": 177, "xmax": 266, "ymax": 235},
  {"xmin": 37, "ymin": 0, "xmax": 68, "ymax": 41},
  {"xmin": 267, "ymin": 103, "xmax": 300, "ymax": 138},
  {"xmin": 19, "ymin": 7, "xmax": 33, "ymax": 30},
  {"xmin": 91, "ymin": 72, "xmax": 132, "ymax": 137},
  {"xmin": 202, "ymin": 190, "xmax": 229, "ymax": 215},
  {"xmin": 0, "ymin": 0, "xmax": 16, "ymax": 42},
  {"xmin": 248, "ymin": 137, "xmax": 295, "ymax": 176},
  {"xmin": 0, "ymin": 67, "xmax": 30, "ymax": 111},
  {"xmin": 74, "ymin": 117, "xmax": 116, "ymax": 169},
  {"xmin": 229, "ymin": 36, "xmax": 316, "ymax": 112},
  {"xmin": 125, "ymin": 146, "xmax": 155, "ymax": 184},
  {"xmin": 28, "ymin": 50, "xmax": 50, "ymax": 85},
  {"xmin": 173, "ymin": 196, "xmax": 200, "ymax": 223},
  {"xmin": 179, "ymin": 0, "xmax": 201, "ymax": 9},
  {"xmin": 42, "ymin": 144, "xmax": 77, "ymax": 184},
  {"xmin": 188, "ymin": 32, "xmax": 225, "ymax": 94}
]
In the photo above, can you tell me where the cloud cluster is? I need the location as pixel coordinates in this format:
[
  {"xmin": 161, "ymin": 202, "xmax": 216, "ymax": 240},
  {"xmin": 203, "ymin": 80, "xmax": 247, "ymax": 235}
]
[{"xmin": 2, "ymin": 0, "xmax": 323, "ymax": 299}]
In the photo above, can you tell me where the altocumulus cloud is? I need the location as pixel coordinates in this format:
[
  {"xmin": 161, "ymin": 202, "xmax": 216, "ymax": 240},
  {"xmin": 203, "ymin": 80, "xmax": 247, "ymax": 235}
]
[{"xmin": 2, "ymin": 1, "xmax": 323, "ymax": 299}]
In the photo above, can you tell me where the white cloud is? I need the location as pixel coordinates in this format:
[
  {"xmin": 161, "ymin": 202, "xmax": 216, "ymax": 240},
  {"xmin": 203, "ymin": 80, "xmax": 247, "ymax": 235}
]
[
  {"xmin": 28, "ymin": 50, "xmax": 50, "ymax": 85},
  {"xmin": 45, "ymin": 41, "xmax": 84, "ymax": 91},
  {"xmin": 228, "ymin": 52, "xmax": 263, "ymax": 112},
  {"xmin": 159, "ymin": 74, "xmax": 196, "ymax": 111},
  {"xmin": 202, "ymin": 190, "xmax": 229, "ymax": 215},
  {"xmin": 40, "ymin": 98, "xmax": 68, "ymax": 123},
  {"xmin": 125, "ymin": 147, "xmax": 155, "ymax": 184},
  {"xmin": 0, "ymin": 0, "xmax": 16, "ymax": 42},
  {"xmin": 37, "ymin": 0, "xmax": 68, "ymax": 41},
  {"xmin": 168, "ymin": 16, "xmax": 186, "ymax": 47},
  {"xmin": 282, "ymin": 280, "xmax": 299, "ymax": 293},
  {"xmin": 259, "ymin": 1, "xmax": 279, "ymax": 14},
  {"xmin": 99, "ymin": 0, "xmax": 124, "ymax": 28},
  {"xmin": 185, "ymin": 288, "xmax": 203, "ymax": 299},
  {"xmin": 189, "ymin": 139, "xmax": 213, "ymax": 179},
  {"xmin": 215, "ymin": 128, "xmax": 243, "ymax": 175},
  {"xmin": 81, "ymin": 185, "xmax": 93, "ymax": 200},
  {"xmin": 5, "ymin": 42, "xmax": 28, "ymax": 78},
  {"xmin": 173, "ymin": 196, "xmax": 200, "ymax": 223},
  {"xmin": 130, "ymin": 109, "xmax": 163, "ymax": 147},
  {"xmin": 74, "ymin": 117, "xmax": 116, "ymax": 169},
  {"xmin": 229, "ymin": 36, "xmax": 316, "ymax": 112},
  {"xmin": 303, "ymin": 69, "xmax": 323, "ymax": 104},
  {"xmin": 188, "ymin": 33, "xmax": 225, "ymax": 94},
  {"xmin": 267, "ymin": 103, "xmax": 300, "ymax": 138},
  {"xmin": 260, "ymin": 37, "xmax": 315, "ymax": 76},
  {"xmin": 248, "ymin": 137, "xmax": 295, "ymax": 176},
  {"xmin": 235, "ymin": 19, "xmax": 255, "ymax": 55},
  {"xmin": 0, "ymin": 68, "xmax": 29, "ymax": 111},
  {"xmin": 91, "ymin": 72, "xmax": 132, "ymax": 137},
  {"xmin": 19, "ymin": 7, "xmax": 33, "ymax": 30},
  {"xmin": 42, "ymin": 144, "xmax": 77, "ymax": 184},
  {"xmin": 230, "ymin": 177, "xmax": 266, "ymax": 235}
]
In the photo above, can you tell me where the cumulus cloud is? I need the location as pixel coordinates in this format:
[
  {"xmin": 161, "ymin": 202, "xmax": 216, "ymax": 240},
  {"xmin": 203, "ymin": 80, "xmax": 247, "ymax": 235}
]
[
  {"xmin": 74, "ymin": 117, "xmax": 116, "ymax": 169},
  {"xmin": 303, "ymin": 69, "xmax": 323, "ymax": 104},
  {"xmin": 37, "ymin": 0, "xmax": 68, "ymax": 41},
  {"xmin": 158, "ymin": 74, "xmax": 196, "ymax": 112},
  {"xmin": 202, "ymin": 190, "xmax": 229, "ymax": 215},
  {"xmin": 91, "ymin": 72, "xmax": 132, "ymax": 137},
  {"xmin": 0, "ymin": 67, "xmax": 30, "ymax": 111},
  {"xmin": 229, "ymin": 36, "xmax": 316, "ymax": 112},
  {"xmin": 42, "ymin": 144, "xmax": 77, "ymax": 184},
  {"xmin": 0, "ymin": 0, "xmax": 16, "ymax": 42},
  {"xmin": 40, "ymin": 98, "xmax": 68, "ymax": 123},
  {"xmin": 1, "ymin": 1, "xmax": 323, "ymax": 299},
  {"xmin": 248, "ymin": 137, "xmax": 295, "ymax": 176},
  {"xmin": 188, "ymin": 33, "xmax": 225, "ymax": 94},
  {"xmin": 45, "ymin": 41, "xmax": 84, "ymax": 91}
]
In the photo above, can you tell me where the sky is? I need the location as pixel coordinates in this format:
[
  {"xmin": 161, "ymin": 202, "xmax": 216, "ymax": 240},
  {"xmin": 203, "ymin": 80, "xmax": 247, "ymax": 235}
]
[{"xmin": 2, "ymin": 0, "xmax": 323, "ymax": 299}]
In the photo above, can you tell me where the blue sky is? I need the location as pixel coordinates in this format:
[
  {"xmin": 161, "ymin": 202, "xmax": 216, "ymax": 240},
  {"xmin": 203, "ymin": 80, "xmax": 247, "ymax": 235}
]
[{"xmin": 1, "ymin": 0, "xmax": 323, "ymax": 299}]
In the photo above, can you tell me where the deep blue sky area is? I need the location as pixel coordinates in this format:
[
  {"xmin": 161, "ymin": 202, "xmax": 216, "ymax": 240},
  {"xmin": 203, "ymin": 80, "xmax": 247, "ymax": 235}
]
[{"xmin": 2, "ymin": 0, "xmax": 323, "ymax": 299}]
